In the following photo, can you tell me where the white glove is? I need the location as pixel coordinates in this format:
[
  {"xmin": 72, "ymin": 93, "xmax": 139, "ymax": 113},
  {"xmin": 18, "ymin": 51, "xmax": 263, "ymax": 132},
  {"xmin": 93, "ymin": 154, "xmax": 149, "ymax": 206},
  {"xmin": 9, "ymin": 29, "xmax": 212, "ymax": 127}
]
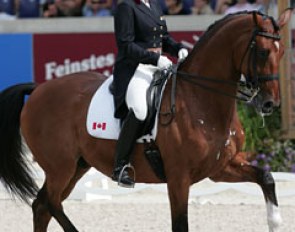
[
  {"xmin": 178, "ymin": 48, "xmax": 189, "ymax": 61},
  {"xmin": 157, "ymin": 55, "xmax": 173, "ymax": 69}
]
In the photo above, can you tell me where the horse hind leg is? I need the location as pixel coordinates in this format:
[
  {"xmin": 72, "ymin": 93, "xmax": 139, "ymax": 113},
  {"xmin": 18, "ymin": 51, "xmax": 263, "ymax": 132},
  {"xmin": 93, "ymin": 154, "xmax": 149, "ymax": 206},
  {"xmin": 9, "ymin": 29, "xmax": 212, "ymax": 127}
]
[
  {"xmin": 210, "ymin": 152, "xmax": 282, "ymax": 232},
  {"xmin": 61, "ymin": 157, "xmax": 90, "ymax": 200},
  {"xmin": 33, "ymin": 176, "xmax": 79, "ymax": 232},
  {"xmin": 32, "ymin": 158, "xmax": 90, "ymax": 232},
  {"xmin": 32, "ymin": 183, "xmax": 51, "ymax": 232}
]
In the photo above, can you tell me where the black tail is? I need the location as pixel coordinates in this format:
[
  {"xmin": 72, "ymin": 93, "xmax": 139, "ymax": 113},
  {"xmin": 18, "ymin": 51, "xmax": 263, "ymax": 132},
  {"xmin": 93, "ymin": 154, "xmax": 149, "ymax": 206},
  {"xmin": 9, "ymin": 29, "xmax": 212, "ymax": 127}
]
[{"xmin": 0, "ymin": 83, "xmax": 39, "ymax": 204}]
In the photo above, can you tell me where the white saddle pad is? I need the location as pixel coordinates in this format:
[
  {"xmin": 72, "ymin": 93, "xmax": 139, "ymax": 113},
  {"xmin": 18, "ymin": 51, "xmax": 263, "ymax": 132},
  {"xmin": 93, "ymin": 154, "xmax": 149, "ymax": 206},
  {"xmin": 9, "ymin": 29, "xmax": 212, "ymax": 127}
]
[{"xmin": 86, "ymin": 76, "xmax": 158, "ymax": 142}]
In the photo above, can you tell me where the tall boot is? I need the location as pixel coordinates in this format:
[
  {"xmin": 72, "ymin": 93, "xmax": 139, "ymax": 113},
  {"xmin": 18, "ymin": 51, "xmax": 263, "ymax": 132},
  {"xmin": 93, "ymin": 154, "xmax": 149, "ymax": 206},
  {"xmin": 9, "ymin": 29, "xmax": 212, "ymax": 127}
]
[{"xmin": 111, "ymin": 110, "xmax": 143, "ymax": 188}]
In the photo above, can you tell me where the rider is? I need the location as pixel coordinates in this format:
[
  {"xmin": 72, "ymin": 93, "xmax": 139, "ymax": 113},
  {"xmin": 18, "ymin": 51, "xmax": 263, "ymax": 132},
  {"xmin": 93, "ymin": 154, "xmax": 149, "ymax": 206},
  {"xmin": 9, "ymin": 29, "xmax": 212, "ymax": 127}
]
[{"xmin": 111, "ymin": 0, "xmax": 189, "ymax": 187}]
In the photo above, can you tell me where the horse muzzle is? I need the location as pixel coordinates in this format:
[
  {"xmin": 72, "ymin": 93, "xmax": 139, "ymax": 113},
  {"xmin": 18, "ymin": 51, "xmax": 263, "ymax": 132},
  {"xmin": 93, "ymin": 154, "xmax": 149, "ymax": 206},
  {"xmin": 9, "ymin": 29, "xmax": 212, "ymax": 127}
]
[{"xmin": 252, "ymin": 94, "xmax": 280, "ymax": 115}]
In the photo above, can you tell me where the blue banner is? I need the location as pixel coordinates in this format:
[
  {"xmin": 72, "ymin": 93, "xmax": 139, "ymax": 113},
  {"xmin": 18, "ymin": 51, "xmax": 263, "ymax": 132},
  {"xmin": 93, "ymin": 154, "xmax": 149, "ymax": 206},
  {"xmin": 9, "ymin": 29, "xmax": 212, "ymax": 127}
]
[{"xmin": 0, "ymin": 34, "xmax": 33, "ymax": 91}]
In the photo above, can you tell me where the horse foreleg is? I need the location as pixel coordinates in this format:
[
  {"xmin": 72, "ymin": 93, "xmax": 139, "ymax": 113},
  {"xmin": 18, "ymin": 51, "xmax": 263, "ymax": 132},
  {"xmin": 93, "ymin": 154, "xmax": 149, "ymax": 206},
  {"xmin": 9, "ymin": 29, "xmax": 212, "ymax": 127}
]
[
  {"xmin": 210, "ymin": 152, "xmax": 282, "ymax": 232},
  {"xmin": 254, "ymin": 166, "xmax": 282, "ymax": 232},
  {"xmin": 167, "ymin": 177, "xmax": 190, "ymax": 232}
]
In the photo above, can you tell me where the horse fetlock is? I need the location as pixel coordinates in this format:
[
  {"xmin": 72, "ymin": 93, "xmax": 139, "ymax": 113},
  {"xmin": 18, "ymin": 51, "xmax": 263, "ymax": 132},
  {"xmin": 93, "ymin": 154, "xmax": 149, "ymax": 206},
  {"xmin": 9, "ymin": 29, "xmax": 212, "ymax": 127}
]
[
  {"xmin": 268, "ymin": 216, "xmax": 282, "ymax": 232},
  {"xmin": 266, "ymin": 202, "xmax": 282, "ymax": 232},
  {"xmin": 268, "ymin": 213, "xmax": 282, "ymax": 229}
]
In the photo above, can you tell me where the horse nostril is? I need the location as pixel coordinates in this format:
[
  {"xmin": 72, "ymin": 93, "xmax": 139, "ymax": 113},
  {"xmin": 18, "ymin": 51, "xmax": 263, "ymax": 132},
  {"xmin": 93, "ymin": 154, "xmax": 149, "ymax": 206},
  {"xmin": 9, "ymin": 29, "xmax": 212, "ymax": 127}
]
[
  {"xmin": 262, "ymin": 101, "xmax": 274, "ymax": 114},
  {"xmin": 264, "ymin": 101, "xmax": 273, "ymax": 108}
]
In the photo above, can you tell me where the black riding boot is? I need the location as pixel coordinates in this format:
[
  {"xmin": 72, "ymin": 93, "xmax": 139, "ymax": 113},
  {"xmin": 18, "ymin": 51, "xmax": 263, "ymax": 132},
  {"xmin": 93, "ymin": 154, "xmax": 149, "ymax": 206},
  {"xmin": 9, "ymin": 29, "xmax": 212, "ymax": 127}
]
[{"xmin": 111, "ymin": 110, "xmax": 143, "ymax": 188}]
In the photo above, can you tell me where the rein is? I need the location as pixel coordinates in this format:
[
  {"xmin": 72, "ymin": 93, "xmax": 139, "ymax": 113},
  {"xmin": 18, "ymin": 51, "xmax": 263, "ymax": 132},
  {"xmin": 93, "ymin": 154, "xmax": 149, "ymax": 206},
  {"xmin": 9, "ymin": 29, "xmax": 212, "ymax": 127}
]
[
  {"xmin": 176, "ymin": 70, "xmax": 247, "ymax": 101},
  {"xmin": 160, "ymin": 67, "xmax": 252, "ymax": 126}
]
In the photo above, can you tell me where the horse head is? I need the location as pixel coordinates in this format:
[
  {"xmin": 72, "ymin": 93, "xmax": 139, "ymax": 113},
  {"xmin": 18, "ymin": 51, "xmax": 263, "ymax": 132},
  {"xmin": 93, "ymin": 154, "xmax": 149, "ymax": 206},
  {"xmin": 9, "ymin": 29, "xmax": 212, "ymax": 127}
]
[
  {"xmin": 239, "ymin": 9, "xmax": 293, "ymax": 115},
  {"xmin": 178, "ymin": 9, "xmax": 293, "ymax": 118}
]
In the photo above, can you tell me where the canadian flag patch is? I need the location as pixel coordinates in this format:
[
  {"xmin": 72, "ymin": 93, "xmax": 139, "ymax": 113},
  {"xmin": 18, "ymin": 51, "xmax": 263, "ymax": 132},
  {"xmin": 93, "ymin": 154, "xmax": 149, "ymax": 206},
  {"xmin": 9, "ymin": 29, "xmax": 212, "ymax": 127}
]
[{"xmin": 92, "ymin": 122, "xmax": 106, "ymax": 131}]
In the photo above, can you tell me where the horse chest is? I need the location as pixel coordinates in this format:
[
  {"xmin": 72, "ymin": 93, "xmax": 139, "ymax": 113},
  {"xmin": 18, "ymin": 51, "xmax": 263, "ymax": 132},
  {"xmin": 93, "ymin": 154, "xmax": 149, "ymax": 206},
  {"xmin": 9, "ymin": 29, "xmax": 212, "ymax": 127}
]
[
  {"xmin": 195, "ymin": 124, "xmax": 228, "ymax": 148},
  {"xmin": 189, "ymin": 125, "xmax": 232, "ymax": 165}
]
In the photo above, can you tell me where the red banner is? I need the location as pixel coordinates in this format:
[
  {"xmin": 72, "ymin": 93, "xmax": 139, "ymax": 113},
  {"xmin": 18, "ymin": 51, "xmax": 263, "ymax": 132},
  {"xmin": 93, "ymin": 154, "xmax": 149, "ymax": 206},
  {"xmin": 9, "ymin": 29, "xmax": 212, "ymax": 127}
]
[
  {"xmin": 33, "ymin": 33, "xmax": 116, "ymax": 83},
  {"xmin": 33, "ymin": 32, "xmax": 202, "ymax": 84}
]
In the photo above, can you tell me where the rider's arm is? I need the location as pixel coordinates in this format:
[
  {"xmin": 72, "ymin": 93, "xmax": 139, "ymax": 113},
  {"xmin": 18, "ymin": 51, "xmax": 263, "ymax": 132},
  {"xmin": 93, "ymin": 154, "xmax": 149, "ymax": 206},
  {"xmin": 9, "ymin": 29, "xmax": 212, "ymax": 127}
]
[{"xmin": 162, "ymin": 31, "xmax": 185, "ymax": 58}]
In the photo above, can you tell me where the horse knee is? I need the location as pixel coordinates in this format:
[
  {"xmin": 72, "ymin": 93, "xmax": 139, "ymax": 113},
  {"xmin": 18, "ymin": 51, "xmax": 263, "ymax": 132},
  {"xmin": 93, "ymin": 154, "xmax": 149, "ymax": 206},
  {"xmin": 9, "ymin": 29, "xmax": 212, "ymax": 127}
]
[
  {"xmin": 258, "ymin": 169, "xmax": 275, "ymax": 187},
  {"xmin": 256, "ymin": 168, "xmax": 275, "ymax": 189}
]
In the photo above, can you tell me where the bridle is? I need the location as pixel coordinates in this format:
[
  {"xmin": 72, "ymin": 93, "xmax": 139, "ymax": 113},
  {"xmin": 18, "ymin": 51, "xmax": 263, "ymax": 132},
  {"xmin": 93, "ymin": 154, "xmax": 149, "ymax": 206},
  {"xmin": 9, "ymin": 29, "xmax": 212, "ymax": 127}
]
[
  {"xmin": 176, "ymin": 12, "xmax": 281, "ymax": 103},
  {"xmin": 238, "ymin": 12, "xmax": 281, "ymax": 100}
]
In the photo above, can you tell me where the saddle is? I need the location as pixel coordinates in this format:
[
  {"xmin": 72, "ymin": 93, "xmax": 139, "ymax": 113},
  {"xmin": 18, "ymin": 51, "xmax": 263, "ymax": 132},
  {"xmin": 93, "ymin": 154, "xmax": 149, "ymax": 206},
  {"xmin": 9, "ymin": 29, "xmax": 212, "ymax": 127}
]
[
  {"xmin": 142, "ymin": 68, "xmax": 171, "ymax": 135},
  {"xmin": 87, "ymin": 67, "xmax": 177, "ymax": 181},
  {"xmin": 108, "ymin": 67, "xmax": 175, "ymax": 137}
]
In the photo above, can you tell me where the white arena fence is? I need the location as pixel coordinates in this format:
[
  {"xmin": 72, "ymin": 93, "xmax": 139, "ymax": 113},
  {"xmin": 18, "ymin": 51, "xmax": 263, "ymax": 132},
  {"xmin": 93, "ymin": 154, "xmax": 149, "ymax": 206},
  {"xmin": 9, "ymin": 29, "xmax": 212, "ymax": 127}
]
[{"xmin": 0, "ymin": 159, "xmax": 295, "ymax": 202}]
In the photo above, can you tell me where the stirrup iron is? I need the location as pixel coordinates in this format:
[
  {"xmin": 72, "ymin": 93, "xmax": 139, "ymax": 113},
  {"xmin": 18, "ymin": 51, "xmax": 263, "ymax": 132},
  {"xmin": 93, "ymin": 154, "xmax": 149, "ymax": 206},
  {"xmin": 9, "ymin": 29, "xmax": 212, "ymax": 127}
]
[{"xmin": 118, "ymin": 163, "xmax": 136, "ymax": 188}]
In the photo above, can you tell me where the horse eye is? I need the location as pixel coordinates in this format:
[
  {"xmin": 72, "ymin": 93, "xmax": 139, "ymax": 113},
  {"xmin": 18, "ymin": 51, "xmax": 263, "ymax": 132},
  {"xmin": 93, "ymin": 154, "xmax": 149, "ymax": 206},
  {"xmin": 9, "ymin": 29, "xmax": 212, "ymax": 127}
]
[{"xmin": 257, "ymin": 49, "xmax": 270, "ymax": 60}]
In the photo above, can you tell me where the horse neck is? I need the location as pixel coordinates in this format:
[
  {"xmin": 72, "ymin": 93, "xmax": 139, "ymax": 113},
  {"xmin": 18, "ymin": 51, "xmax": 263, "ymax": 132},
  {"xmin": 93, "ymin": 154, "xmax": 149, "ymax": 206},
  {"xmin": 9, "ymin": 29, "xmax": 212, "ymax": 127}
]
[
  {"xmin": 181, "ymin": 16, "xmax": 251, "ymax": 82},
  {"xmin": 175, "ymin": 77, "xmax": 236, "ymax": 134},
  {"xmin": 177, "ymin": 16, "xmax": 251, "ymax": 131}
]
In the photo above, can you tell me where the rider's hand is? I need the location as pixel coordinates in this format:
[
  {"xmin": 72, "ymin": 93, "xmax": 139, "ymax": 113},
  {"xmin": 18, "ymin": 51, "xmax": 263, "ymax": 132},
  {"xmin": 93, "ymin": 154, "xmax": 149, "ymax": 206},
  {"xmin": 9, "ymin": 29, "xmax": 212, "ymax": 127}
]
[
  {"xmin": 157, "ymin": 56, "xmax": 173, "ymax": 69},
  {"xmin": 178, "ymin": 48, "xmax": 189, "ymax": 61}
]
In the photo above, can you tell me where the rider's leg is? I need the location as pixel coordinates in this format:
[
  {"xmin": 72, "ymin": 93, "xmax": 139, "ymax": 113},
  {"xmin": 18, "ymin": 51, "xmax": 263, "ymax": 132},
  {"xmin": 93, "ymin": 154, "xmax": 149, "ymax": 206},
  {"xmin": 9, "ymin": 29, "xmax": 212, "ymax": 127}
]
[
  {"xmin": 112, "ymin": 64, "xmax": 154, "ymax": 187},
  {"xmin": 125, "ymin": 64, "xmax": 156, "ymax": 121},
  {"xmin": 111, "ymin": 109, "xmax": 143, "ymax": 187}
]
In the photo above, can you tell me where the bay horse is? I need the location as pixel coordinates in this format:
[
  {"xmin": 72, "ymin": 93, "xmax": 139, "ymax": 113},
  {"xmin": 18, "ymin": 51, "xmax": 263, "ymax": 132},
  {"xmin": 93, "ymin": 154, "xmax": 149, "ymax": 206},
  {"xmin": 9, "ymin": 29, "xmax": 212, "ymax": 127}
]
[{"xmin": 0, "ymin": 9, "xmax": 293, "ymax": 232}]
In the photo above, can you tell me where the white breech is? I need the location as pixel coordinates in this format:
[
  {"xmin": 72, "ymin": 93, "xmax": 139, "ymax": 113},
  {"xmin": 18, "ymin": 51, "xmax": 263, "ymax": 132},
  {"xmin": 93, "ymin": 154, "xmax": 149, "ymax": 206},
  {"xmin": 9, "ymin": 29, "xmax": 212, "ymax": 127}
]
[{"xmin": 126, "ymin": 64, "xmax": 159, "ymax": 121}]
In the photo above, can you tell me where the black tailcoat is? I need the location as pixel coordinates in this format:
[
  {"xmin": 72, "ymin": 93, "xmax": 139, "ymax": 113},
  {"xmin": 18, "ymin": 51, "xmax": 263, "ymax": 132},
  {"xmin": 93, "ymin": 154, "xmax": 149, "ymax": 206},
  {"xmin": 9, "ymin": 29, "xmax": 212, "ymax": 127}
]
[{"xmin": 112, "ymin": 0, "xmax": 184, "ymax": 119}]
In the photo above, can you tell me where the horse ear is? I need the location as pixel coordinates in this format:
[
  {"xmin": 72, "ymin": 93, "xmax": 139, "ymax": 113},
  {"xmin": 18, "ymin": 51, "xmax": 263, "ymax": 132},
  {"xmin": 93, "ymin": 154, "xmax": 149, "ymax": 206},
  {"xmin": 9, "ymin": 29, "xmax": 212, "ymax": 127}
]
[{"xmin": 277, "ymin": 8, "xmax": 293, "ymax": 29}]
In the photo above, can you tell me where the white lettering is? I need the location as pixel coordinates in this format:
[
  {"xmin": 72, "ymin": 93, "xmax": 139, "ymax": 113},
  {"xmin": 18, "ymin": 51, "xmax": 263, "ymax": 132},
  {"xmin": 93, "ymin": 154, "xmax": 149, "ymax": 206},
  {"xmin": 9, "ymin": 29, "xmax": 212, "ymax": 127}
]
[
  {"xmin": 45, "ymin": 62, "xmax": 57, "ymax": 80},
  {"xmin": 96, "ymin": 56, "xmax": 105, "ymax": 69},
  {"xmin": 44, "ymin": 53, "xmax": 116, "ymax": 80},
  {"xmin": 90, "ymin": 55, "xmax": 97, "ymax": 70},
  {"xmin": 55, "ymin": 65, "xmax": 65, "ymax": 77},
  {"xmin": 64, "ymin": 59, "xmax": 71, "ymax": 75},
  {"xmin": 103, "ymin": 70, "xmax": 111, "ymax": 76},
  {"xmin": 81, "ymin": 59, "xmax": 90, "ymax": 71},
  {"xmin": 70, "ymin": 61, "xmax": 82, "ymax": 73},
  {"xmin": 105, "ymin": 53, "xmax": 115, "ymax": 67}
]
